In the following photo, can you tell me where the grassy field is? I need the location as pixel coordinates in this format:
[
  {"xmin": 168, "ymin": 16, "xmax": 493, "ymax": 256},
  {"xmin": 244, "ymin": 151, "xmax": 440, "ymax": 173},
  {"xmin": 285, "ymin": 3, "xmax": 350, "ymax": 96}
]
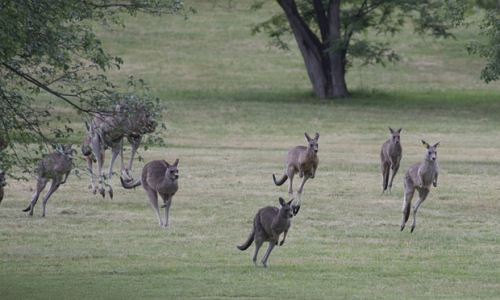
[{"xmin": 1, "ymin": 1, "xmax": 499, "ymax": 299}]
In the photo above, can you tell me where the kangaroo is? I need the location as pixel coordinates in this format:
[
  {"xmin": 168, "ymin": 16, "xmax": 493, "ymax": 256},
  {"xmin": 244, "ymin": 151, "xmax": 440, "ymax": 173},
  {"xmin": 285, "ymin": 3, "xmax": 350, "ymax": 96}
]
[
  {"xmin": 23, "ymin": 143, "xmax": 73, "ymax": 217},
  {"xmin": 0, "ymin": 171, "xmax": 5, "ymax": 204},
  {"xmin": 237, "ymin": 197, "xmax": 294, "ymax": 268},
  {"xmin": 89, "ymin": 102, "xmax": 157, "ymax": 199},
  {"xmin": 273, "ymin": 132, "xmax": 319, "ymax": 215},
  {"xmin": 121, "ymin": 159, "xmax": 179, "ymax": 227},
  {"xmin": 380, "ymin": 127, "xmax": 402, "ymax": 194},
  {"xmin": 401, "ymin": 140, "xmax": 440, "ymax": 233}
]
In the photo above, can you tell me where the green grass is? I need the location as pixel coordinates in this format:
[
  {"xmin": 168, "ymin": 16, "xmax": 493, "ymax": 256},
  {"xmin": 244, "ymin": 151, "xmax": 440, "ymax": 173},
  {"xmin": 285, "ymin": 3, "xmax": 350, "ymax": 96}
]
[{"xmin": 1, "ymin": 1, "xmax": 500, "ymax": 299}]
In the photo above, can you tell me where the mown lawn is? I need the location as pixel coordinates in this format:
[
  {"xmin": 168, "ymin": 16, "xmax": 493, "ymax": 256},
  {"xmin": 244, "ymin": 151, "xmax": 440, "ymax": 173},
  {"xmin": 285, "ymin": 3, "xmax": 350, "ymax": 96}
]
[{"xmin": 1, "ymin": 1, "xmax": 499, "ymax": 299}]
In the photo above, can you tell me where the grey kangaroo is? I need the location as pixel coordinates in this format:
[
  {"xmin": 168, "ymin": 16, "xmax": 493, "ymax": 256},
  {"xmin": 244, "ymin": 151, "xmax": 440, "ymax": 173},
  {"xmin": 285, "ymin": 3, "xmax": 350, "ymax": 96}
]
[
  {"xmin": 89, "ymin": 102, "xmax": 157, "ymax": 199},
  {"xmin": 380, "ymin": 127, "xmax": 402, "ymax": 194},
  {"xmin": 401, "ymin": 140, "xmax": 440, "ymax": 233},
  {"xmin": 121, "ymin": 159, "xmax": 179, "ymax": 227},
  {"xmin": 23, "ymin": 143, "xmax": 73, "ymax": 217},
  {"xmin": 237, "ymin": 197, "xmax": 294, "ymax": 268},
  {"xmin": 273, "ymin": 132, "xmax": 319, "ymax": 215}
]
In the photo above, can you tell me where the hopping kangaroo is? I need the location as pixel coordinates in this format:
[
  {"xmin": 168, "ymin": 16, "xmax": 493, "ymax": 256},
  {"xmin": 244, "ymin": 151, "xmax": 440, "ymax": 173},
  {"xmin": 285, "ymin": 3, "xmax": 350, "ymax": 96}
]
[
  {"xmin": 380, "ymin": 127, "xmax": 402, "ymax": 194},
  {"xmin": 23, "ymin": 143, "xmax": 73, "ymax": 217},
  {"xmin": 237, "ymin": 197, "xmax": 294, "ymax": 268},
  {"xmin": 273, "ymin": 132, "xmax": 319, "ymax": 215},
  {"xmin": 401, "ymin": 140, "xmax": 440, "ymax": 233},
  {"xmin": 121, "ymin": 159, "xmax": 179, "ymax": 227},
  {"xmin": 89, "ymin": 102, "xmax": 157, "ymax": 198}
]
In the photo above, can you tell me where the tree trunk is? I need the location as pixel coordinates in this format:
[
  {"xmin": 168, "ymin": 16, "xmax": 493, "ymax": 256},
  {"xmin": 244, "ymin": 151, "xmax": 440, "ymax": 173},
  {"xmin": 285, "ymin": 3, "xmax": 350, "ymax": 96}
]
[
  {"xmin": 276, "ymin": 0, "xmax": 349, "ymax": 98},
  {"xmin": 327, "ymin": 0, "xmax": 349, "ymax": 98}
]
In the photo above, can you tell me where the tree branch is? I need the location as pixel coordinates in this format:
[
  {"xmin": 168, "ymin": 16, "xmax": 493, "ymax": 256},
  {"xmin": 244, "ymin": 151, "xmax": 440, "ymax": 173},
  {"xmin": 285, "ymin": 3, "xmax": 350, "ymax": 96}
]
[{"xmin": 2, "ymin": 63, "xmax": 93, "ymax": 114}]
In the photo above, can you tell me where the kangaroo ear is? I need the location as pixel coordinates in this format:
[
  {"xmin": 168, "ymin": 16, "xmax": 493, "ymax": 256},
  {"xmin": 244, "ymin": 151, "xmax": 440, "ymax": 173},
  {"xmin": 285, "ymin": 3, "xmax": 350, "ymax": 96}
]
[
  {"xmin": 314, "ymin": 132, "xmax": 319, "ymax": 140},
  {"xmin": 163, "ymin": 160, "xmax": 170, "ymax": 168},
  {"xmin": 421, "ymin": 140, "xmax": 429, "ymax": 148},
  {"xmin": 389, "ymin": 126, "xmax": 394, "ymax": 133},
  {"xmin": 433, "ymin": 141, "xmax": 440, "ymax": 148},
  {"xmin": 304, "ymin": 132, "xmax": 311, "ymax": 141},
  {"xmin": 397, "ymin": 127, "xmax": 402, "ymax": 133},
  {"xmin": 287, "ymin": 199, "xmax": 294, "ymax": 206},
  {"xmin": 279, "ymin": 197, "xmax": 285, "ymax": 206},
  {"xmin": 173, "ymin": 158, "xmax": 179, "ymax": 166}
]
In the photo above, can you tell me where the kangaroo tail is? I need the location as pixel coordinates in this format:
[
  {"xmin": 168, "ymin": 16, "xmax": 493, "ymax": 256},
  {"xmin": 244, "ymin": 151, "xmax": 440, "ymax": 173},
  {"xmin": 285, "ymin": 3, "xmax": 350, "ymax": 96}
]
[
  {"xmin": 273, "ymin": 173, "xmax": 288, "ymax": 186},
  {"xmin": 237, "ymin": 228, "xmax": 255, "ymax": 251},
  {"xmin": 120, "ymin": 177, "xmax": 141, "ymax": 189}
]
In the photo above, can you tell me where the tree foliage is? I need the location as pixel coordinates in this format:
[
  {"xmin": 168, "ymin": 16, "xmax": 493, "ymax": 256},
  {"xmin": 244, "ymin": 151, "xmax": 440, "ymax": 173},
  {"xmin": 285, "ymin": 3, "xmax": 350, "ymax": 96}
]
[
  {"xmin": 251, "ymin": 0, "xmax": 454, "ymax": 98},
  {"xmin": 0, "ymin": 0, "xmax": 190, "ymax": 178},
  {"xmin": 440, "ymin": 0, "xmax": 500, "ymax": 82}
]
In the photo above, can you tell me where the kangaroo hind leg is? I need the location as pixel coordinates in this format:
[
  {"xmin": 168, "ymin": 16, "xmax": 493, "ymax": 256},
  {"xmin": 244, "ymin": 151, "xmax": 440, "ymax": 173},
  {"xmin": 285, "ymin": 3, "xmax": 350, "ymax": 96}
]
[
  {"xmin": 146, "ymin": 188, "xmax": 163, "ymax": 227},
  {"xmin": 411, "ymin": 189, "xmax": 429, "ymax": 233},
  {"xmin": 40, "ymin": 179, "xmax": 61, "ymax": 217},
  {"xmin": 261, "ymin": 241, "xmax": 276, "ymax": 268},
  {"xmin": 252, "ymin": 237, "xmax": 264, "ymax": 268},
  {"xmin": 401, "ymin": 188, "xmax": 414, "ymax": 231},
  {"xmin": 293, "ymin": 174, "xmax": 310, "ymax": 215}
]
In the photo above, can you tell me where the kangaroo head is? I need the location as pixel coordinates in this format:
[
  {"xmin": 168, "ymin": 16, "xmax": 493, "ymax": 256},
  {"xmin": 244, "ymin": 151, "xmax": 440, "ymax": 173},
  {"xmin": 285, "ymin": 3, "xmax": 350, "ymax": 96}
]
[
  {"xmin": 58, "ymin": 143, "xmax": 73, "ymax": 158},
  {"xmin": 421, "ymin": 140, "xmax": 440, "ymax": 161},
  {"xmin": 137, "ymin": 111, "xmax": 157, "ymax": 134},
  {"xmin": 389, "ymin": 127, "xmax": 402, "ymax": 145},
  {"xmin": 163, "ymin": 159, "xmax": 179, "ymax": 180},
  {"xmin": 305, "ymin": 132, "xmax": 319, "ymax": 153},
  {"xmin": 278, "ymin": 197, "xmax": 294, "ymax": 219}
]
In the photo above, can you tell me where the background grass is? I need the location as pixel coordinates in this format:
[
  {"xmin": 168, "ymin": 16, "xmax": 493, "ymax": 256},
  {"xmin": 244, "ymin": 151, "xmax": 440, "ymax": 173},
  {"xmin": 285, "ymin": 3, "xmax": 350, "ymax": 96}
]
[{"xmin": 1, "ymin": 1, "xmax": 499, "ymax": 299}]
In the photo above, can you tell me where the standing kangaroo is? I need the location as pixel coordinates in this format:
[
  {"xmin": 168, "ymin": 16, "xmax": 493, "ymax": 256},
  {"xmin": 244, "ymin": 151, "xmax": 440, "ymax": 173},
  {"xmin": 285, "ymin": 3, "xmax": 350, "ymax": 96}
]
[
  {"xmin": 23, "ymin": 143, "xmax": 73, "ymax": 217},
  {"xmin": 380, "ymin": 127, "xmax": 402, "ymax": 194},
  {"xmin": 401, "ymin": 140, "xmax": 440, "ymax": 233},
  {"xmin": 121, "ymin": 159, "xmax": 179, "ymax": 227},
  {"xmin": 273, "ymin": 132, "xmax": 319, "ymax": 215},
  {"xmin": 237, "ymin": 197, "xmax": 294, "ymax": 268}
]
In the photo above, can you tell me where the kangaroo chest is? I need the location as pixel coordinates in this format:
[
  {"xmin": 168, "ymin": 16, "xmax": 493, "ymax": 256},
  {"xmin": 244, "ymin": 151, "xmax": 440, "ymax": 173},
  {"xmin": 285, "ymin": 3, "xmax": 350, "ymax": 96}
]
[
  {"xmin": 388, "ymin": 144, "xmax": 402, "ymax": 160},
  {"xmin": 418, "ymin": 162, "xmax": 438, "ymax": 187}
]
